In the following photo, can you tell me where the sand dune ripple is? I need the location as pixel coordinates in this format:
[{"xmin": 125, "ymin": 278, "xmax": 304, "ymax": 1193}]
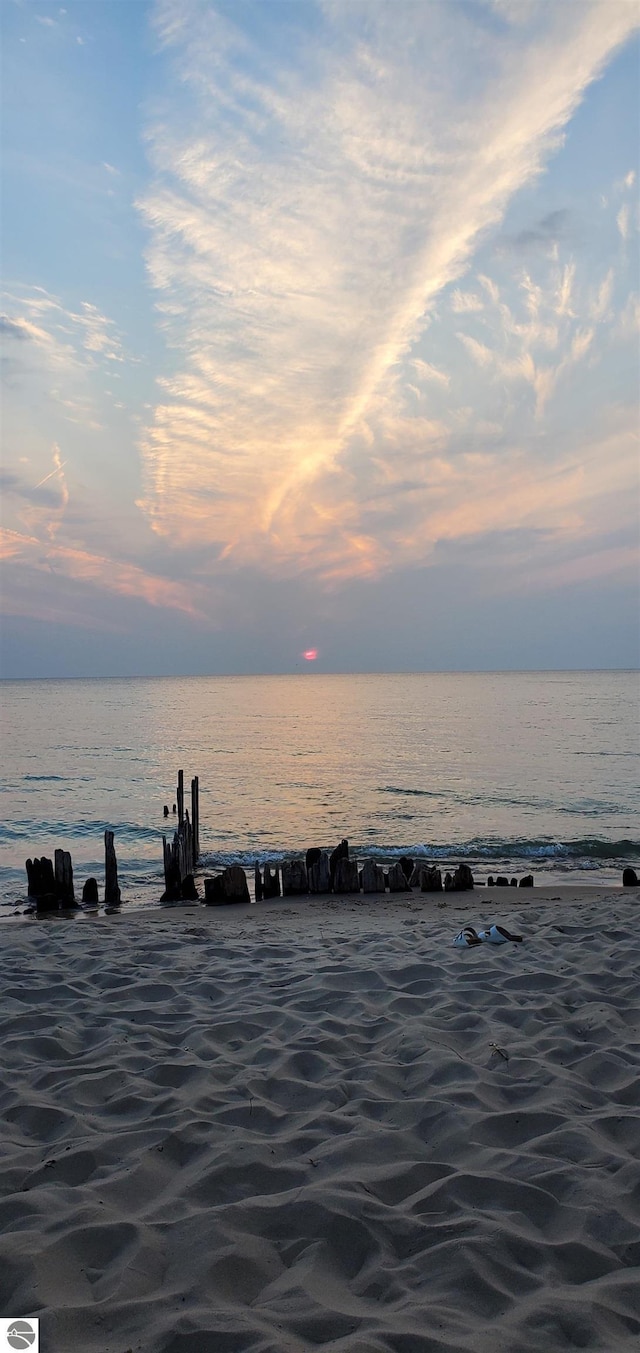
[{"xmin": 1, "ymin": 889, "xmax": 639, "ymax": 1351}]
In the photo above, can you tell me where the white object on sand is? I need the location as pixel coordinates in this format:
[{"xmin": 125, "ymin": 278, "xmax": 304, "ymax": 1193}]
[
  {"xmin": 452, "ymin": 926, "xmax": 483, "ymax": 947},
  {"xmin": 478, "ymin": 923, "xmax": 523, "ymax": 944}
]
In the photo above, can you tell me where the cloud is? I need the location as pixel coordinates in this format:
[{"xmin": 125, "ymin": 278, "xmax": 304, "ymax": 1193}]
[
  {"xmin": 0, "ymin": 315, "xmax": 32, "ymax": 340},
  {"xmin": 411, "ymin": 358, "xmax": 450, "ymax": 388},
  {"xmin": 0, "ymin": 286, "xmax": 126, "ymax": 436},
  {"xmin": 0, "ymin": 527, "xmax": 204, "ymax": 618},
  {"xmin": 617, "ymin": 202, "xmax": 631, "ymax": 241},
  {"xmin": 450, "ymin": 290, "xmax": 484, "ymax": 313},
  {"xmin": 500, "ymin": 208, "xmax": 574, "ymax": 254},
  {"xmin": 135, "ymin": 0, "xmax": 637, "ymax": 583}
]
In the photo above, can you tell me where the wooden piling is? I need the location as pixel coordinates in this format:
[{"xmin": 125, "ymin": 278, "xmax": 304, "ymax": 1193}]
[
  {"xmin": 191, "ymin": 776, "xmax": 199, "ymax": 860},
  {"xmin": 105, "ymin": 830, "xmax": 121, "ymax": 905},
  {"xmin": 54, "ymin": 848, "xmax": 75, "ymax": 905},
  {"xmin": 162, "ymin": 770, "xmax": 200, "ymax": 900}
]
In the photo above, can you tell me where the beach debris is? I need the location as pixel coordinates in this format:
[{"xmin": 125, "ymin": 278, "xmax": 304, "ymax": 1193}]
[
  {"xmin": 82, "ymin": 877, "xmax": 99, "ymax": 905},
  {"xmin": 308, "ymin": 851, "xmax": 331, "ymax": 893},
  {"xmin": 329, "ymin": 838, "xmax": 349, "ymax": 887},
  {"xmin": 204, "ymin": 866, "xmax": 250, "ymax": 905},
  {"xmin": 361, "ymin": 859, "xmax": 386, "ymax": 893},
  {"xmin": 623, "ymin": 867, "xmax": 638, "ymax": 886},
  {"xmin": 388, "ymin": 862, "xmax": 411, "ymax": 892},
  {"xmin": 452, "ymin": 926, "xmax": 482, "ymax": 947},
  {"xmin": 282, "ymin": 859, "xmax": 309, "ymax": 895},
  {"xmin": 479, "ymin": 924, "xmax": 523, "ymax": 944},
  {"xmin": 519, "ymin": 875, "xmax": 534, "ymax": 887},
  {"xmin": 489, "ymin": 1042, "xmax": 509, "ymax": 1062},
  {"xmin": 332, "ymin": 857, "xmax": 360, "ymax": 893}
]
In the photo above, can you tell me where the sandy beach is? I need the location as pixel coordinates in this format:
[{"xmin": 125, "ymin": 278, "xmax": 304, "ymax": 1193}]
[{"xmin": 1, "ymin": 885, "xmax": 639, "ymax": 1352}]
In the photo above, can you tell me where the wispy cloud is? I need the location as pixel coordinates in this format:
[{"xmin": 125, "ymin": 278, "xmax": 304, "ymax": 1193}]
[
  {"xmin": 136, "ymin": 0, "xmax": 637, "ymax": 582},
  {"xmin": 1, "ymin": 286, "xmax": 125, "ymax": 378},
  {"xmin": 0, "ymin": 526, "xmax": 204, "ymax": 618},
  {"xmin": 500, "ymin": 208, "xmax": 574, "ymax": 256}
]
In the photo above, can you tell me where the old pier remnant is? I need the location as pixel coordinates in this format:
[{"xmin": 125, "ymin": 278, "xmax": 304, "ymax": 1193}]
[
  {"xmin": 104, "ymin": 830, "xmax": 121, "ymax": 906},
  {"xmin": 26, "ymin": 850, "xmax": 78, "ymax": 912},
  {"xmin": 162, "ymin": 770, "xmax": 200, "ymax": 901}
]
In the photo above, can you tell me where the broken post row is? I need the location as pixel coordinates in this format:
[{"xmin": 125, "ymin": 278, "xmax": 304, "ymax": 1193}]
[
  {"xmin": 162, "ymin": 770, "xmax": 200, "ymax": 901},
  {"xmin": 25, "ymin": 830, "xmax": 122, "ymax": 914}
]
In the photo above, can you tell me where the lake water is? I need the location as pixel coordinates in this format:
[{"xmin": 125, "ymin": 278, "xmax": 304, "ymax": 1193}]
[{"xmin": 1, "ymin": 671, "xmax": 638, "ymax": 909}]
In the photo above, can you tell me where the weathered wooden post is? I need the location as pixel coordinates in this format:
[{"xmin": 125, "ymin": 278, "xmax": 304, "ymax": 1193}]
[
  {"xmin": 161, "ymin": 770, "xmax": 200, "ymax": 900},
  {"xmin": 26, "ymin": 856, "xmax": 55, "ymax": 899},
  {"xmin": 191, "ymin": 777, "xmax": 199, "ymax": 861},
  {"xmin": 54, "ymin": 848, "xmax": 75, "ymax": 905},
  {"xmin": 105, "ymin": 830, "xmax": 121, "ymax": 905}
]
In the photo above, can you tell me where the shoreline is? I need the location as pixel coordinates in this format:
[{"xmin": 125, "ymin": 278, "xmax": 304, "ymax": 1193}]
[{"xmin": 1, "ymin": 881, "xmax": 636, "ymax": 926}]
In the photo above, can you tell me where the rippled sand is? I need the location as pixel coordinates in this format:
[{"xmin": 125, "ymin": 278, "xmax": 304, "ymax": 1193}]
[{"xmin": 1, "ymin": 887, "xmax": 639, "ymax": 1352}]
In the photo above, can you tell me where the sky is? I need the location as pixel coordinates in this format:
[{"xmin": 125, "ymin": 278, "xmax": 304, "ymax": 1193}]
[{"xmin": 1, "ymin": 0, "xmax": 639, "ymax": 677}]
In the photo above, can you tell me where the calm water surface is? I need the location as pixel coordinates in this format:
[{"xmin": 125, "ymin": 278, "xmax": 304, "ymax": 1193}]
[{"xmin": 1, "ymin": 671, "xmax": 638, "ymax": 907}]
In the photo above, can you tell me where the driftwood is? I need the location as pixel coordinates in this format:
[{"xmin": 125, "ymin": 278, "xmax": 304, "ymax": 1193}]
[{"xmin": 105, "ymin": 830, "xmax": 121, "ymax": 905}]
